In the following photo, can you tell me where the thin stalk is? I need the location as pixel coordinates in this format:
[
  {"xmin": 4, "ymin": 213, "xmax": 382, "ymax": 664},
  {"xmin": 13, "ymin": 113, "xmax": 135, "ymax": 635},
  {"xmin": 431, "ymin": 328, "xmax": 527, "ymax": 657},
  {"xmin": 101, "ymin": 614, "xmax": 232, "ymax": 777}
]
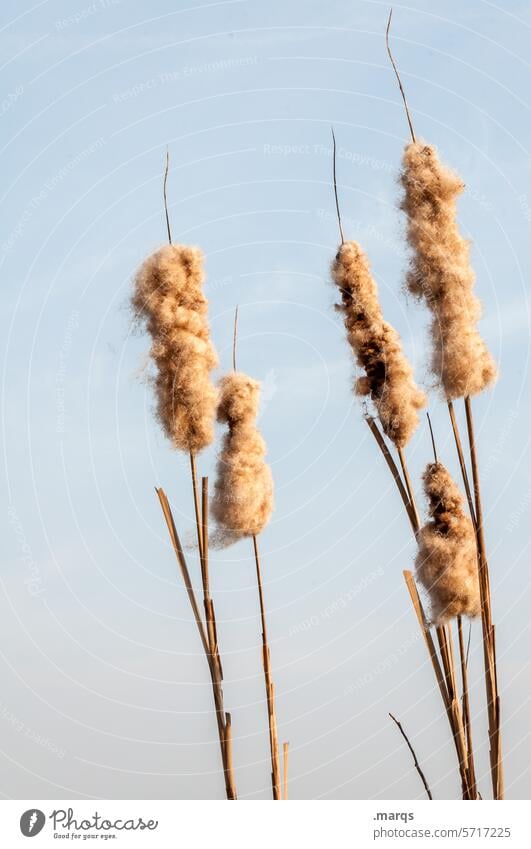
[
  {"xmin": 331, "ymin": 126, "xmax": 345, "ymax": 244},
  {"xmin": 389, "ymin": 712, "xmax": 433, "ymax": 800},
  {"xmin": 155, "ymin": 488, "xmax": 208, "ymax": 656},
  {"xmin": 283, "ymin": 742, "xmax": 289, "ymax": 800},
  {"xmin": 464, "ymin": 396, "xmax": 503, "ymax": 800},
  {"xmin": 397, "ymin": 445, "xmax": 421, "ymax": 532},
  {"xmin": 447, "ymin": 400, "xmax": 476, "ymax": 526},
  {"xmin": 458, "ymin": 615, "xmax": 477, "ymax": 799},
  {"xmin": 189, "ymin": 452, "xmax": 204, "ymax": 562},
  {"xmin": 365, "ymin": 416, "xmax": 417, "ymax": 533},
  {"xmin": 404, "ymin": 572, "xmax": 472, "ymax": 799},
  {"xmin": 163, "ymin": 148, "xmax": 172, "ymax": 245},
  {"xmin": 366, "ymin": 418, "xmax": 472, "ymax": 797},
  {"xmin": 426, "ymin": 411, "xmax": 438, "ymax": 464},
  {"xmin": 253, "ymin": 534, "xmax": 281, "ymax": 800},
  {"xmin": 156, "ymin": 486, "xmax": 236, "ymax": 799},
  {"xmin": 385, "ymin": 9, "xmax": 416, "ymax": 143}
]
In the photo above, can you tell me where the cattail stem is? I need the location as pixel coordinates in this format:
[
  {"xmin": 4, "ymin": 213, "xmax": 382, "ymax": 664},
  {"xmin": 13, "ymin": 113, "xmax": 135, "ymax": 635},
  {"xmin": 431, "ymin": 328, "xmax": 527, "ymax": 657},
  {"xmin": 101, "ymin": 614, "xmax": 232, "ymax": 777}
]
[
  {"xmin": 365, "ymin": 417, "xmax": 417, "ymax": 534},
  {"xmin": 163, "ymin": 148, "xmax": 172, "ymax": 245},
  {"xmin": 447, "ymin": 401, "xmax": 476, "ymax": 526},
  {"xmin": 190, "ymin": 453, "xmax": 204, "ymax": 562},
  {"xmin": 458, "ymin": 615, "xmax": 477, "ymax": 799},
  {"xmin": 464, "ymin": 396, "xmax": 503, "ymax": 800},
  {"xmin": 283, "ymin": 742, "xmax": 289, "ymax": 800},
  {"xmin": 426, "ymin": 412, "xmax": 438, "ymax": 465},
  {"xmin": 404, "ymin": 572, "xmax": 473, "ymax": 799},
  {"xmin": 397, "ymin": 445, "xmax": 421, "ymax": 533},
  {"xmin": 155, "ymin": 488, "xmax": 209, "ymax": 656},
  {"xmin": 385, "ymin": 9, "xmax": 416, "ymax": 143},
  {"xmin": 331, "ymin": 126, "xmax": 345, "ymax": 244},
  {"xmin": 389, "ymin": 712, "xmax": 433, "ymax": 800},
  {"xmin": 369, "ymin": 418, "xmax": 473, "ymax": 798},
  {"xmin": 156, "ymin": 487, "xmax": 237, "ymax": 799},
  {"xmin": 253, "ymin": 534, "xmax": 282, "ymax": 800}
]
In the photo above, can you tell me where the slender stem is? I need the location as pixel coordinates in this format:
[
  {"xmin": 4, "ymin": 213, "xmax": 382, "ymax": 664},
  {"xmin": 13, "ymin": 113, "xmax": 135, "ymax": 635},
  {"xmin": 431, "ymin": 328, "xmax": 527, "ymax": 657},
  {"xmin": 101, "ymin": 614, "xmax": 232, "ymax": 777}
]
[
  {"xmin": 464, "ymin": 396, "xmax": 503, "ymax": 800},
  {"xmin": 458, "ymin": 616, "xmax": 477, "ymax": 799},
  {"xmin": 426, "ymin": 411, "xmax": 438, "ymax": 464},
  {"xmin": 155, "ymin": 488, "xmax": 208, "ymax": 655},
  {"xmin": 253, "ymin": 534, "xmax": 282, "ymax": 800},
  {"xmin": 397, "ymin": 445, "xmax": 421, "ymax": 533},
  {"xmin": 331, "ymin": 126, "xmax": 345, "ymax": 245},
  {"xmin": 156, "ymin": 487, "xmax": 237, "ymax": 799},
  {"xmin": 385, "ymin": 9, "xmax": 416, "ymax": 143},
  {"xmin": 200, "ymin": 476, "xmax": 210, "ymax": 599},
  {"xmin": 189, "ymin": 453, "xmax": 204, "ymax": 562},
  {"xmin": 435, "ymin": 622, "xmax": 473, "ymax": 799},
  {"xmin": 447, "ymin": 400, "xmax": 476, "ymax": 526},
  {"xmin": 366, "ymin": 416, "xmax": 472, "ymax": 797},
  {"xmin": 389, "ymin": 712, "xmax": 433, "ymax": 800},
  {"xmin": 365, "ymin": 417, "xmax": 417, "ymax": 534},
  {"xmin": 163, "ymin": 147, "xmax": 172, "ymax": 245},
  {"xmin": 283, "ymin": 742, "xmax": 289, "ymax": 800}
]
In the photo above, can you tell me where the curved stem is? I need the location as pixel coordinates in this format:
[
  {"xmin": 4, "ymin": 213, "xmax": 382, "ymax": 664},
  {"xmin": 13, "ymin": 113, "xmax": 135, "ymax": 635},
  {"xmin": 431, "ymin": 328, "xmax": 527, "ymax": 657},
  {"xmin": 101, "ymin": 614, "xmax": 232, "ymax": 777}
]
[
  {"xmin": 331, "ymin": 126, "xmax": 345, "ymax": 245},
  {"xmin": 163, "ymin": 147, "xmax": 172, "ymax": 245},
  {"xmin": 389, "ymin": 712, "xmax": 433, "ymax": 800},
  {"xmin": 253, "ymin": 534, "xmax": 281, "ymax": 799},
  {"xmin": 386, "ymin": 9, "xmax": 416, "ymax": 143}
]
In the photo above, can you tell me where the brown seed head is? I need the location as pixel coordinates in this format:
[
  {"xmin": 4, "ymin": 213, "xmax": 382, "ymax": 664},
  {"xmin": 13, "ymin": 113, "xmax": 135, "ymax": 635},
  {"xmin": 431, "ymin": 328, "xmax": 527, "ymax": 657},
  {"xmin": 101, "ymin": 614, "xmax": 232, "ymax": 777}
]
[
  {"xmin": 132, "ymin": 244, "xmax": 218, "ymax": 453},
  {"xmin": 400, "ymin": 142, "xmax": 497, "ymax": 399},
  {"xmin": 415, "ymin": 462, "xmax": 480, "ymax": 623},
  {"xmin": 331, "ymin": 240, "xmax": 426, "ymax": 447},
  {"xmin": 212, "ymin": 372, "xmax": 274, "ymax": 546}
]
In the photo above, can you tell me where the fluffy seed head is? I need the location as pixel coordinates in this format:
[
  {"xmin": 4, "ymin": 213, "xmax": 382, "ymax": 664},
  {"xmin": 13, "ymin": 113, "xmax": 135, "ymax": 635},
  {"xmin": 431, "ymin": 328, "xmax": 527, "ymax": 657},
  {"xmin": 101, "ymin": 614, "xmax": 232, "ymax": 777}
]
[
  {"xmin": 400, "ymin": 142, "xmax": 497, "ymax": 399},
  {"xmin": 132, "ymin": 244, "xmax": 218, "ymax": 453},
  {"xmin": 212, "ymin": 372, "xmax": 274, "ymax": 545},
  {"xmin": 331, "ymin": 240, "xmax": 426, "ymax": 447},
  {"xmin": 415, "ymin": 462, "xmax": 480, "ymax": 624}
]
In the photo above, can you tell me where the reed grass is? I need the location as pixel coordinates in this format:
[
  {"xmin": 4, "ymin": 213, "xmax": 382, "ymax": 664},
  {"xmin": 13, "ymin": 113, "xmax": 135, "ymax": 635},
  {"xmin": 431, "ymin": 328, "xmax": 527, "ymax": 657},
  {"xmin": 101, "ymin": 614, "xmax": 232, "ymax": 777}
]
[
  {"xmin": 133, "ymin": 154, "xmax": 237, "ymax": 799},
  {"xmin": 323, "ymin": 10, "xmax": 502, "ymax": 800},
  {"xmin": 211, "ymin": 311, "xmax": 283, "ymax": 799}
]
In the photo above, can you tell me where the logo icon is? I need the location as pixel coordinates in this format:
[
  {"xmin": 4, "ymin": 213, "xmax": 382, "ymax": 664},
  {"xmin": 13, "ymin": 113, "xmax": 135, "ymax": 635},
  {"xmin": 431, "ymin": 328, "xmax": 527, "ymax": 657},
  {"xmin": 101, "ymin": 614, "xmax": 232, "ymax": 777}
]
[{"xmin": 20, "ymin": 810, "xmax": 45, "ymax": 837}]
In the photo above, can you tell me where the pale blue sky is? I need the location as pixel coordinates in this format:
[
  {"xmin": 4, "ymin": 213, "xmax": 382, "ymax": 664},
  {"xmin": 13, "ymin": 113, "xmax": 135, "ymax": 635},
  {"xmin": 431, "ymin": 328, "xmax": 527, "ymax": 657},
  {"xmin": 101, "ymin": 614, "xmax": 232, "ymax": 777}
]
[{"xmin": 1, "ymin": 0, "xmax": 531, "ymax": 800}]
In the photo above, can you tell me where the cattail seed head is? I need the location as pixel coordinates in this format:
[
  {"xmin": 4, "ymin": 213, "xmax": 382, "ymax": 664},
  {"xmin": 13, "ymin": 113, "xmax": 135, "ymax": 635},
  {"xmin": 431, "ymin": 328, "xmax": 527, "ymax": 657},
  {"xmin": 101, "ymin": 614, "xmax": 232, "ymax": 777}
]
[
  {"xmin": 415, "ymin": 462, "xmax": 480, "ymax": 624},
  {"xmin": 331, "ymin": 240, "xmax": 426, "ymax": 447},
  {"xmin": 400, "ymin": 142, "xmax": 497, "ymax": 399},
  {"xmin": 212, "ymin": 372, "xmax": 274, "ymax": 545},
  {"xmin": 132, "ymin": 244, "xmax": 218, "ymax": 454}
]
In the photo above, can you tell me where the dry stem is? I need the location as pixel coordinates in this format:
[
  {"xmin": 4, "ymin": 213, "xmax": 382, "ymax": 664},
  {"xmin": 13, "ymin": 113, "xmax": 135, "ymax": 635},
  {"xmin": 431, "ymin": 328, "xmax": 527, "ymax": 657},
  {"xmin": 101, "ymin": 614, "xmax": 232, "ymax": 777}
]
[
  {"xmin": 366, "ymin": 415, "xmax": 474, "ymax": 797},
  {"xmin": 385, "ymin": 9, "xmax": 416, "ymax": 143},
  {"xmin": 156, "ymin": 485, "xmax": 237, "ymax": 800},
  {"xmin": 283, "ymin": 742, "xmax": 289, "ymax": 799},
  {"xmin": 253, "ymin": 534, "xmax": 282, "ymax": 799},
  {"xmin": 331, "ymin": 126, "xmax": 345, "ymax": 244},
  {"xmin": 163, "ymin": 148, "xmax": 172, "ymax": 245},
  {"xmin": 458, "ymin": 615, "xmax": 477, "ymax": 799},
  {"xmin": 464, "ymin": 396, "xmax": 503, "ymax": 799},
  {"xmin": 389, "ymin": 712, "xmax": 433, "ymax": 799}
]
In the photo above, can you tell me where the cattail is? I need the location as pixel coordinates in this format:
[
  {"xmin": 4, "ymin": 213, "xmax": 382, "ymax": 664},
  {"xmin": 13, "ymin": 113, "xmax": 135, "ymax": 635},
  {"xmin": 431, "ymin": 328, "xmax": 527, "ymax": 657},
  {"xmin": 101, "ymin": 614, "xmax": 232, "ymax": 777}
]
[
  {"xmin": 331, "ymin": 240, "xmax": 426, "ymax": 447},
  {"xmin": 400, "ymin": 142, "xmax": 497, "ymax": 399},
  {"xmin": 132, "ymin": 244, "xmax": 218, "ymax": 454},
  {"xmin": 415, "ymin": 462, "xmax": 480, "ymax": 624},
  {"xmin": 212, "ymin": 372, "xmax": 274, "ymax": 545}
]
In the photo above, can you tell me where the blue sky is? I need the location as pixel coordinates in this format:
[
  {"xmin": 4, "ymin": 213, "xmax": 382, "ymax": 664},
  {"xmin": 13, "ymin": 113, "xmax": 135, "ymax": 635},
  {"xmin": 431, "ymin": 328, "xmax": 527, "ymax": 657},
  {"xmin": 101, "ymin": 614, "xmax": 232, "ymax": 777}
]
[{"xmin": 1, "ymin": 0, "xmax": 531, "ymax": 799}]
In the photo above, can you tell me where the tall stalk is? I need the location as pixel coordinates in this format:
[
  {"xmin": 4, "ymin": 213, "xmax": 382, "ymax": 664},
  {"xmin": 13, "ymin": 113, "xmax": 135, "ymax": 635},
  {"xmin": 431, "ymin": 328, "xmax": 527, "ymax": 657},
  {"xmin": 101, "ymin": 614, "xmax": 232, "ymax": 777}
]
[
  {"xmin": 253, "ymin": 534, "xmax": 282, "ymax": 799},
  {"xmin": 463, "ymin": 397, "xmax": 503, "ymax": 799}
]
